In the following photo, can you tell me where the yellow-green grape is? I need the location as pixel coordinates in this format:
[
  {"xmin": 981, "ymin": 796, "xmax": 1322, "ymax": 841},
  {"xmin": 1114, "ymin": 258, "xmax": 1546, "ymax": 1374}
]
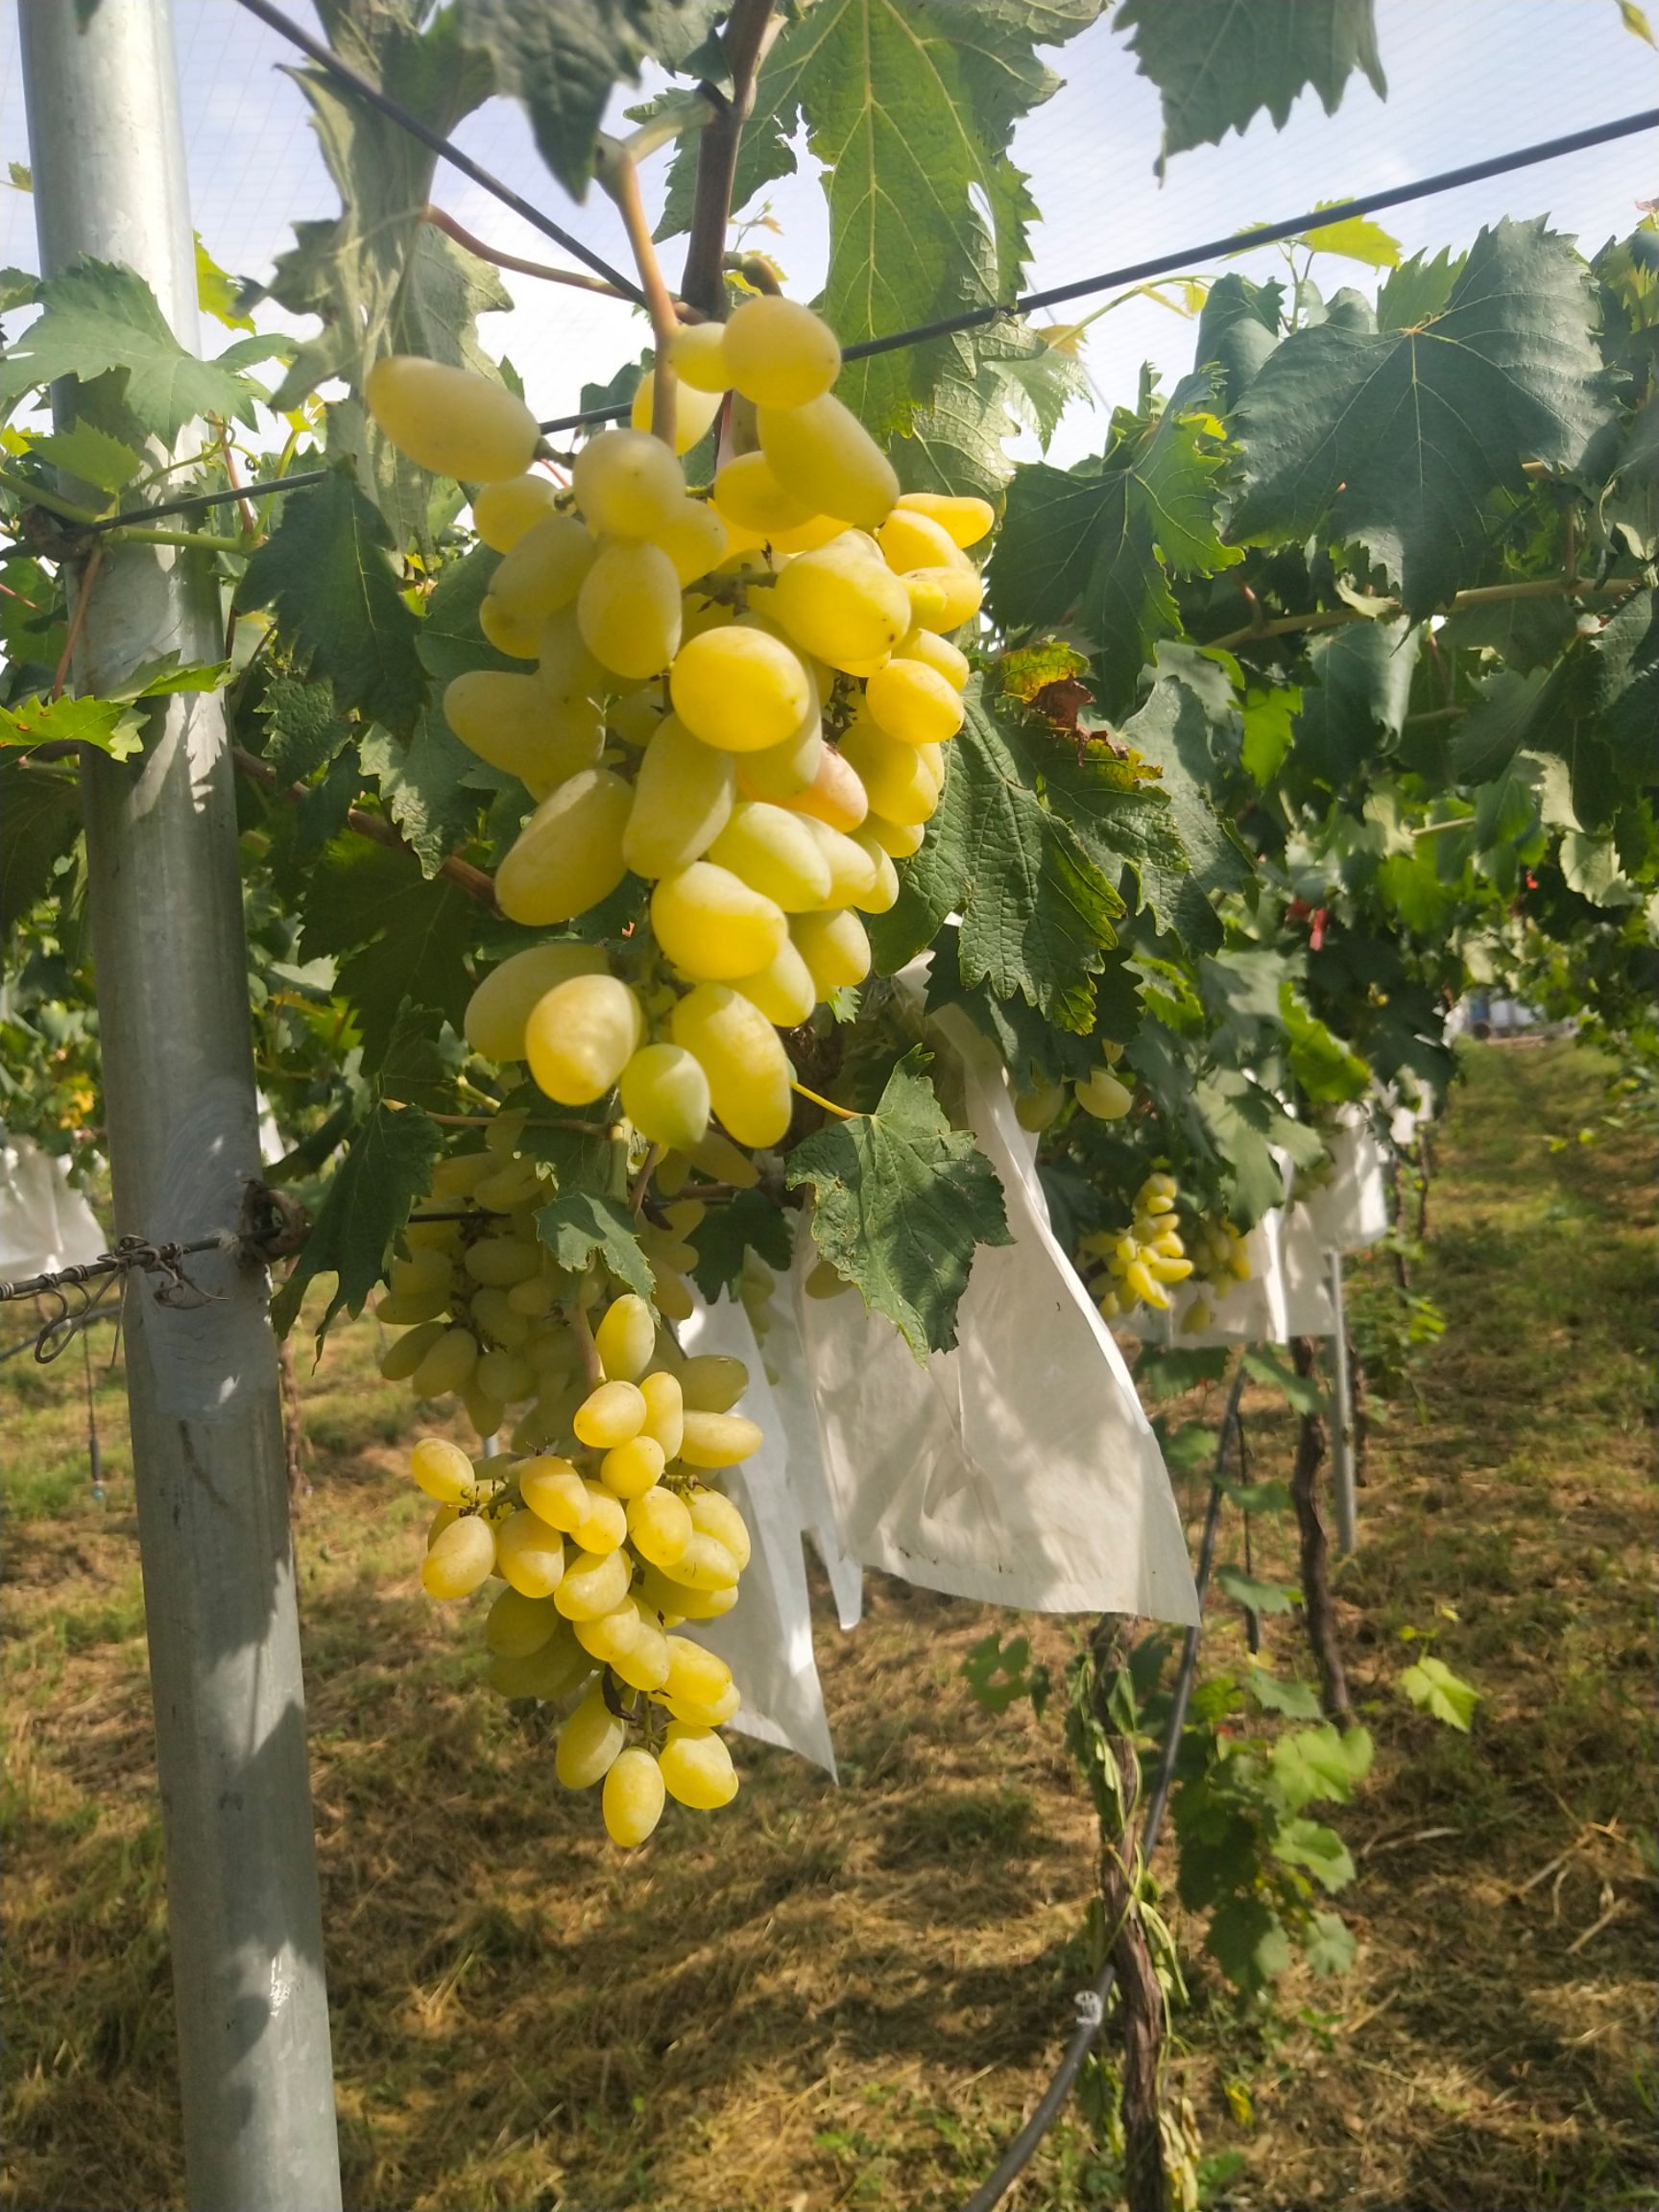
[
  {"xmin": 495, "ymin": 768, "xmax": 633, "ymax": 927},
  {"xmin": 408, "ymin": 1436, "xmax": 478, "ymax": 1504},
  {"xmin": 602, "ymin": 1745, "xmax": 666, "ymax": 1847},
  {"xmin": 864, "ymin": 658, "xmax": 966, "ymax": 747},
  {"xmin": 523, "ymin": 973, "xmax": 642, "ymax": 1107},
  {"xmin": 687, "ymin": 1487, "xmax": 751, "ymax": 1571},
  {"xmin": 732, "ymin": 715, "xmax": 825, "ymax": 804},
  {"xmin": 464, "ymin": 942, "xmax": 608, "ymax": 1062},
  {"xmin": 900, "ymin": 572, "xmax": 951, "ymax": 633},
  {"xmin": 608, "ymin": 689, "xmax": 666, "ymax": 750},
  {"xmin": 1074, "ymin": 1068, "xmax": 1134, "ymax": 1121},
  {"xmin": 1015, "ymin": 1077, "xmax": 1066, "ymax": 1133},
  {"xmin": 757, "ymin": 396, "xmax": 899, "ymax": 528},
  {"xmin": 573, "ymin": 1378, "xmax": 648, "ymax": 1449},
  {"xmin": 732, "ymin": 934, "xmax": 817, "ymax": 1027},
  {"xmin": 658, "ymin": 1723, "xmax": 738, "ymax": 1810},
  {"xmin": 1182, "ymin": 1297, "xmax": 1214, "ymax": 1334},
  {"xmin": 475, "ymin": 1349, "xmax": 534, "ymax": 1405},
  {"xmin": 638, "ymin": 1370, "xmax": 685, "ymax": 1461},
  {"xmin": 622, "ymin": 713, "xmax": 736, "ymax": 879},
  {"xmin": 380, "ymin": 1320, "xmax": 446, "ymax": 1381},
  {"xmin": 365, "ymin": 355, "xmax": 539, "ymax": 482},
  {"xmin": 688, "ymin": 1128, "xmax": 762, "ymax": 1189},
  {"xmin": 486, "ymin": 1624, "xmax": 591, "ymax": 1702},
  {"xmin": 1145, "ymin": 1252, "xmax": 1194, "ymax": 1285},
  {"xmin": 494, "ymin": 1507, "xmax": 566, "ymax": 1599},
  {"xmin": 620, "ymin": 1042, "xmax": 712, "ymax": 1153},
  {"xmin": 721, "ymin": 295, "xmax": 841, "ymax": 407},
  {"xmin": 668, "ymin": 319, "xmax": 731, "ymax": 393},
  {"xmin": 430, "ymin": 1150, "xmax": 490, "ymax": 1197},
  {"xmin": 669, "ymin": 626, "xmax": 812, "ymax": 754},
  {"xmin": 571, "ymin": 426, "xmax": 687, "ymax": 540},
  {"xmin": 571, "ymin": 1479, "xmax": 628, "ymax": 1555},
  {"xmin": 653, "ymin": 1266, "xmax": 695, "ymax": 1324},
  {"xmin": 864, "ymin": 812, "xmax": 926, "ymax": 859},
  {"xmin": 488, "ymin": 514, "xmax": 597, "ymax": 632},
  {"xmin": 421, "ymin": 1513, "xmax": 496, "ymax": 1599},
  {"xmin": 791, "ymin": 907, "xmax": 872, "ymax": 995},
  {"xmin": 876, "ymin": 505, "xmax": 965, "ymax": 574},
  {"xmin": 536, "ymin": 608, "xmax": 609, "ymax": 707},
  {"xmin": 680, "ymin": 1408, "xmax": 763, "ymax": 1469},
  {"xmin": 485, "ymin": 1585, "xmax": 564, "ymax": 1658},
  {"xmin": 519, "ymin": 1455, "xmax": 588, "ymax": 1531},
  {"xmin": 593, "ymin": 1294, "xmax": 655, "ymax": 1383},
  {"xmin": 906, "ymin": 562, "xmax": 984, "ymax": 630},
  {"xmin": 846, "ymin": 830, "xmax": 900, "ymax": 915},
  {"xmin": 667, "ymin": 1531, "xmax": 741, "ymax": 1592},
  {"xmin": 461, "ymin": 1380, "xmax": 506, "ymax": 1439},
  {"xmin": 838, "ymin": 719, "xmax": 941, "ymax": 827},
  {"xmin": 896, "ymin": 625, "xmax": 971, "ymax": 691},
  {"xmin": 660, "ymin": 1636, "xmax": 733, "ymax": 1711},
  {"xmin": 670, "ymin": 983, "xmax": 794, "ymax": 1148},
  {"xmin": 577, "ymin": 1599, "xmax": 670, "ymax": 1693},
  {"xmin": 442, "ymin": 669, "xmax": 600, "ymax": 787},
  {"xmin": 554, "ymin": 1546, "xmax": 633, "ymax": 1623},
  {"xmin": 471, "ymin": 472, "xmax": 563, "ymax": 552},
  {"xmin": 478, "ymin": 595, "xmax": 540, "ymax": 661},
  {"xmin": 775, "ymin": 740, "xmax": 868, "ymax": 832},
  {"xmin": 804, "ymin": 1257, "xmax": 849, "ymax": 1300},
  {"xmin": 636, "ymin": 1564, "xmax": 738, "ymax": 1623},
  {"xmin": 463, "ymin": 1237, "xmax": 542, "ymax": 1288},
  {"xmin": 411, "ymin": 1326, "xmax": 480, "ymax": 1399},
  {"xmin": 629, "ymin": 372, "xmax": 723, "ymax": 455},
  {"xmin": 662, "ymin": 1677, "xmax": 742, "ymax": 1726},
  {"xmin": 651, "ymin": 862, "xmax": 788, "ymax": 983},
  {"xmin": 797, "ymin": 816, "xmax": 879, "ymax": 906},
  {"xmin": 626, "ymin": 1485, "xmax": 695, "ymax": 1570},
  {"xmin": 599, "ymin": 1432, "xmax": 666, "ymax": 1502},
  {"xmin": 378, "ymin": 1278, "xmax": 449, "ymax": 1326},
  {"xmin": 576, "ymin": 538, "xmax": 682, "ymax": 681},
  {"xmin": 655, "ymin": 497, "xmax": 729, "ymax": 588},
  {"xmin": 1123, "ymin": 1256, "xmax": 1169, "ymax": 1310},
  {"xmin": 678, "ymin": 1354, "xmax": 749, "ymax": 1413},
  {"xmin": 895, "ymin": 489, "xmax": 995, "ymax": 548},
  {"xmin": 709, "ymin": 800, "xmax": 834, "ymax": 911},
  {"xmin": 768, "ymin": 537, "xmax": 911, "ymax": 671},
  {"xmin": 555, "ymin": 1680, "xmax": 626, "ymax": 1789},
  {"xmin": 712, "ymin": 450, "xmax": 817, "ymax": 538}
]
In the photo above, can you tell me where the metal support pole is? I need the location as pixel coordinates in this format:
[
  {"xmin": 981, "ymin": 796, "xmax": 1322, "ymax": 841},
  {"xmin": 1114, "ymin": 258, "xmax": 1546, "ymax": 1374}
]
[
  {"xmin": 1325, "ymin": 1249, "xmax": 1358, "ymax": 1555},
  {"xmin": 17, "ymin": 7, "xmax": 343, "ymax": 2208}
]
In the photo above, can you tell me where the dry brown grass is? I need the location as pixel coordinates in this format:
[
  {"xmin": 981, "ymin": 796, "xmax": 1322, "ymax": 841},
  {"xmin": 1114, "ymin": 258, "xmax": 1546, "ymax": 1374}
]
[{"xmin": 2, "ymin": 1039, "xmax": 1653, "ymax": 2211}]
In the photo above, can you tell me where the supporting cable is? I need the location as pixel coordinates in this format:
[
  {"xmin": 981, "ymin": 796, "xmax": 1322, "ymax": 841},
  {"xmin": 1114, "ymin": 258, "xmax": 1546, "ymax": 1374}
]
[
  {"xmin": 538, "ymin": 103, "xmax": 1659, "ymax": 434},
  {"xmin": 232, "ymin": 0, "xmax": 645, "ymax": 307},
  {"xmin": 957, "ymin": 1358, "xmax": 1248, "ymax": 2212},
  {"xmin": 78, "ymin": 468, "xmax": 332, "ymax": 536}
]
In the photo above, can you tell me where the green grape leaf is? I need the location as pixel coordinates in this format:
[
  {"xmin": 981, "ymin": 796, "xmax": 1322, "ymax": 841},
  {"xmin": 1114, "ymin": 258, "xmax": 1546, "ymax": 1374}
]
[
  {"xmin": 902, "ymin": 323, "xmax": 1092, "ymax": 501},
  {"xmin": 1272, "ymin": 1815, "xmax": 1357, "ymax": 1893},
  {"xmin": 673, "ymin": 0, "xmax": 1105, "ymax": 434},
  {"xmin": 258, "ymin": 674, "xmax": 350, "ymax": 785},
  {"xmin": 298, "ymin": 840, "xmax": 478, "ymax": 1070},
  {"xmin": 195, "ymin": 235, "xmax": 254, "ymax": 330},
  {"xmin": 990, "ymin": 394, "xmax": 1240, "ymax": 716},
  {"xmin": 0, "ymin": 691, "xmax": 145, "ymax": 759},
  {"xmin": 1291, "ymin": 613, "xmax": 1419, "ymax": 784},
  {"xmin": 0, "ymin": 760, "xmax": 81, "ymax": 936},
  {"xmin": 1118, "ymin": 0, "xmax": 1385, "ymax": 168},
  {"xmin": 1270, "ymin": 1722, "xmax": 1375, "ymax": 1813},
  {"xmin": 1239, "ymin": 685, "xmax": 1300, "ymax": 786},
  {"xmin": 1246, "ymin": 1666, "xmax": 1324, "ymax": 1719},
  {"xmin": 238, "ymin": 469, "xmax": 425, "ymax": 733},
  {"xmin": 870, "ymin": 682, "xmax": 1124, "ymax": 1029},
  {"xmin": 1233, "ymin": 221, "xmax": 1611, "ymax": 616},
  {"xmin": 0, "ymin": 258, "xmax": 265, "ymax": 440},
  {"xmin": 1205, "ymin": 1894, "xmax": 1293, "ymax": 1995},
  {"xmin": 1193, "ymin": 274, "xmax": 1284, "ymax": 409},
  {"xmin": 1303, "ymin": 1909, "xmax": 1358, "ymax": 1979},
  {"xmin": 22, "ymin": 420, "xmax": 143, "ymax": 495},
  {"xmin": 271, "ymin": 1100, "xmax": 444, "ymax": 1341},
  {"xmin": 1241, "ymin": 1344, "xmax": 1325, "ymax": 1413},
  {"xmin": 1118, "ymin": 672, "xmax": 1253, "ymax": 946},
  {"xmin": 785, "ymin": 1047, "xmax": 1012, "ymax": 1359},
  {"xmin": 459, "ymin": 0, "xmax": 721, "ymax": 202},
  {"xmin": 1216, "ymin": 1563, "xmax": 1295, "ymax": 1616},
  {"xmin": 1279, "ymin": 982, "xmax": 1372, "ymax": 1102},
  {"xmin": 1399, "ymin": 1652, "xmax": 1479, "ymax": 1732},
  {"xmin": 358, "ymin": 713, "xmax": 496, "ymax": 878},
  {"xmin": 534, "ymin": 1190, "xmax": 656, "ymax": 1303},
  {"xmin": 1448, "ymin": 666, "xmax": 1548, "ymax": 783},
  {"xmin": 686, "ymin": 1188, "xmax": 796, "ymax": 1305},
  {"xmin": 1300, "ymin": 206, "xmax": 1401, "ymax": 269}
]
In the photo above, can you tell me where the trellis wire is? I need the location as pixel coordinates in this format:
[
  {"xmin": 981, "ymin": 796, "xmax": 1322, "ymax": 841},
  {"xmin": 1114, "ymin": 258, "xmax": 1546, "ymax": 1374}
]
[
  {"xmin": 232, "ymin": 0, "xmax": 645, "ymax": 305},
  {"xmin": 540, "ymin": 103, "xmax": 1659, "ymax": 432},
  {"xmin": 958, "ymin": 1359, "xmax": 1248, "ymax": 2212}
]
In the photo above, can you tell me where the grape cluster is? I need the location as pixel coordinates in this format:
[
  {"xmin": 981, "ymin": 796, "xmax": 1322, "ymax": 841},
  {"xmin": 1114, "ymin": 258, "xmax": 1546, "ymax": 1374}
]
[
  {"xmin": 405, "ymin": 1293, "xmax": 757, "ymax": 1847},
  {"xmin": 1079, "ymin": 1171, "xmax": 1253, "ymax": 1332},
  {"xmin": 366, "ymin": 296, "xmax": 989, "ymax": 1164}
]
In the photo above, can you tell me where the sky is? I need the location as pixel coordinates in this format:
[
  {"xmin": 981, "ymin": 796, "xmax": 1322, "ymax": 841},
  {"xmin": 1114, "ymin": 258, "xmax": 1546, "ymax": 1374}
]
[{"xmin": 1, "ymin": 0, "xmax": 1655, "ymax": 470}]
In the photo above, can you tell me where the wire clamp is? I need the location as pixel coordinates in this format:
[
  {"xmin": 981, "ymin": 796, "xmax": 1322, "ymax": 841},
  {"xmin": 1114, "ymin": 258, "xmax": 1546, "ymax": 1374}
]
[{"xmin": 1072, "ymin": 1988, "xmax": 1105, "ymax": 2030}]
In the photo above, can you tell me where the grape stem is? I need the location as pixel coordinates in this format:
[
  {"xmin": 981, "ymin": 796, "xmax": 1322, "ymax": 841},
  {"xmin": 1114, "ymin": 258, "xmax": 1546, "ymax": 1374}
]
[
  {"xmin": 630, "ymin": 1143, "xmax": 664, "ymax": 1217},
  {"xmin": 681, "ymin": 0, "xmax": 782, "ymax": 320},
  {"xmin": 791, "ymin": 1078, "xmax": 856, "ymax": 1121},
  {"xmin": 601, "ymin": 150, "xmax": 680, "ymax": 448},
  {"xmin": 420, "ymin": 203, "xmax": 703, "ymax": 319},
  {"xmin": 230, "ymin": 746, "xmax": 499, "ymax": 910},
  {"xmin": 569, "ymin": 1300, "xmax": 606, "ymax": 1392}
]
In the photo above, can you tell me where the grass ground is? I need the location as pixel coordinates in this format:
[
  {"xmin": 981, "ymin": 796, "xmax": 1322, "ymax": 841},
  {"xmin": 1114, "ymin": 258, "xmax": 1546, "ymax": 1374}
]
[{"xmin": 1, "ymin": 1039, "xmax": 1652, "ymax": 2212}]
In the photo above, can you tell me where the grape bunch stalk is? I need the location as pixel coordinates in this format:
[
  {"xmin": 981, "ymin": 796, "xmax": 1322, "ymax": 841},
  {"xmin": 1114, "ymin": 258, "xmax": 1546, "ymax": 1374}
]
[{"xmin": 404, "ymin": 1287, "xmax": 759, "ymax": 1848}]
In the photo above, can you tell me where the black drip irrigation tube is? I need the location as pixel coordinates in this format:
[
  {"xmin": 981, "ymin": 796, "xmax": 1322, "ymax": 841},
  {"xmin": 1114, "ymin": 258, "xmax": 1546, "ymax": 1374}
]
[{"xmin": 957, "ymin": 1360, "xmax": 1248, "ymax": 2212}]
